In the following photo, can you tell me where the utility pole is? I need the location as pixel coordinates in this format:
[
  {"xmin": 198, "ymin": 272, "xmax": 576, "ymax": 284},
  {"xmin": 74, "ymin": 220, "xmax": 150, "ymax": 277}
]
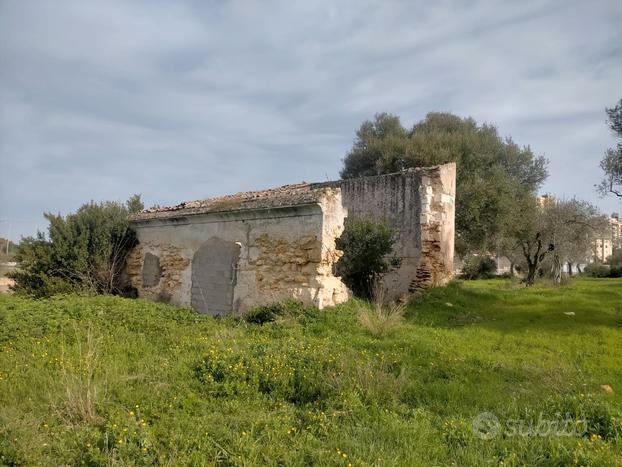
[{"xmin": 0, "ymin": 220, "xmax": 9, "ymax": 256}]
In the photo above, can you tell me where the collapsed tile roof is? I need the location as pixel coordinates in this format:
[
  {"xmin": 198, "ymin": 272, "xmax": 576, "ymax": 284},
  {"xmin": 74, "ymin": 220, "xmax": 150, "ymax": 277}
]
[
  {"xmin": 130, "ymin": 182, "xmax": 331, "ymax": 221},
  {"xmin": 130, "ymin": 165, "xmax": 441, "ymax": 222}
]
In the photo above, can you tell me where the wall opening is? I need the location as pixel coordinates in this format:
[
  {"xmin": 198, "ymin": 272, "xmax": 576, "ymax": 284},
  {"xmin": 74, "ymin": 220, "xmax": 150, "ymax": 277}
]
[
  {"xmin": 191, "ymin": 237, "xmax": 241, "ymax": 315},
  {"xmin": 142, "ymin": 252, "xmax": 161, "ymax": 287}
]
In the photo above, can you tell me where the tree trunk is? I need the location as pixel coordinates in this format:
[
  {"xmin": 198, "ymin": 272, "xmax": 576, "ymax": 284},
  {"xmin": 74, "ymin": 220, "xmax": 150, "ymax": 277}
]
[
  {"xmin": 552, "ymin": 254, "xmax": 562, "ymax": 284},
  {"xmin": 510, "ymin": 262, "xmax": 515, "ymax": 276},
  {"xmin": 526, "ymin": 264, "xmax": 538, "ymax": 286},
  {"xmin": 567, "ymin": 262, "xmax": 573, "ymax": 276},
  {"xmin": 577, "ymin": 264, "xmax": 582, "ymax": 274},
  {"xmin": 521, "ymin": 234, "xmax": 554, "ymax": 287}
]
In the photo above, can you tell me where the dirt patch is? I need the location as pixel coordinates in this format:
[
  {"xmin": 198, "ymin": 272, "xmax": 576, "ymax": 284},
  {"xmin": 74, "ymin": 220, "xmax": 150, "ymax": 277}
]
[
  {"xmin": 0, "ymin": 276, "xmax": 15, "ymax": 293},
  {"xmin": 0, "ymin": 263, "xmax": 16, "ymax": 293}
]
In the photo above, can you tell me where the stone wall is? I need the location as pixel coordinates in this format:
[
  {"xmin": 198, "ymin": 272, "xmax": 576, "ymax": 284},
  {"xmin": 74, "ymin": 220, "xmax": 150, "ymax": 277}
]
[
  {"xmin": 411, "ymin": 163, "xmax": 456, "ymax": 292},
  {"xmin": 126, "ymin": 163, "xmax": 455, "ymax": 313},
  {"xmin": 317, "ymin": 162, "xmax": 455, "ymax": 300},
  {"xmin": 126, "ymin": 188, "xmax": 349, "ymax": 314},
  {"xmin": 125, "ymin": 243, "xmax": 190, "ymax": 304}
]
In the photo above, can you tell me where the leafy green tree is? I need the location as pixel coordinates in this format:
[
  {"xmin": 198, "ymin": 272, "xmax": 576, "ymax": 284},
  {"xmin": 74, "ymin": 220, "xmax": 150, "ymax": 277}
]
[
  {"xmin": 545, "ymin": 198, "xmax": 602, "ymax": 275},
  {"xmin": 125, "ymin": 194, "xmax": 145, "ymax": 214},
  {"xmin": 334, "ymin": 218, "xmax": 396, "ymax": 299},
  {"xmin": 340, "ymin": 113, "xmax": 410, "ymax": 178},
  {"xmin": 341, "ymin": 112, "xmax": 548, "ymax": 255},
  {"xmin": 500, "ymin": 195, "xmax": 553, "ymax": 285},
  {"xmin": 598, "ymin": 99, "xmax": 622, "ymax": 198},
  {"xmin": 502, "ymin": 196, "xmax": 604, "ymax": 285},
  {"xmin": 9, "ymin": 195, "xmax": 143, "ymax": 297}
]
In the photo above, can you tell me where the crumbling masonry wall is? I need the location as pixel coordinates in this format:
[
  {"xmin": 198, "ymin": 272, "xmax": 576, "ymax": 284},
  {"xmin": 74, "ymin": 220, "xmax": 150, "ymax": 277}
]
[
  {"xmin": 125, "ymin": 188, "xmax": 349, "ymax": 314},
  {"xmin": 318, "ymin": 162, "xmax": 455, "ymax": 300},
  {"xmin": 125, "ymin": 163, "xmax": 455, "ymax": 313},
  {"xmin": 412, "ymin": 163, "xmax": 455, "ymax": 292}
]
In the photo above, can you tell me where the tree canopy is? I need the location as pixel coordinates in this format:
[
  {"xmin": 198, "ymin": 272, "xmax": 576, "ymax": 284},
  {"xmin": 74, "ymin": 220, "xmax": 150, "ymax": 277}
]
[
  {"xmin": 10, "ymin": 195, "xmax": 143, "ymax": 297},
  {"xmin": 599, "ymin": 99, "xmax": 622, "ymax": 198},
  {"xmin": 500, "ymin": 195, "xmax": 604, "ymax": 284},
  {"xmin": 341, "ymin": 112, "xmax": 548, "ymax": 255}
]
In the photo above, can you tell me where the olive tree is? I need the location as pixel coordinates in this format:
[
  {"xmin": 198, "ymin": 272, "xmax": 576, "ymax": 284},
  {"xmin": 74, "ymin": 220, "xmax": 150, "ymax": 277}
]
[
  {"xmin": 503, "ymin": 196, "xmax": 603, "ymax": 285},
  {"xmin": 341, "ymin": 112, "xmax": 548, "ymax": 256},
  {"xmin": 598, "ymin": 99, "xmax": 622, "ymax": 198}
]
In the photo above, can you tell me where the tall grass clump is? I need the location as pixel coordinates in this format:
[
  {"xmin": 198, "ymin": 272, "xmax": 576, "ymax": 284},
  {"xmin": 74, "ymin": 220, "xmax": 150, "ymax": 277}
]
[
  {"xmin": 357, "ymin": 281, "xmax": 406, "ymax": 338},
  {"xmin": 56, "ymin": 328, "xmax": 103, "ymax": 426}
]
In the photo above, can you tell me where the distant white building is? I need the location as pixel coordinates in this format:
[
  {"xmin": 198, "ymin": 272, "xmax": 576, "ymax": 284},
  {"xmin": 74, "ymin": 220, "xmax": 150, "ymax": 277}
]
[
  {"xmin": 594, "ymin": 237, "xmax": 613, "ymax": 262},
  {"xmin": 611, "ymin": 213, "xmax": 622, "ymax": 247},
  {"xmin": 594, "ymin": 214, "xmax": 622, "ymax": 262}
]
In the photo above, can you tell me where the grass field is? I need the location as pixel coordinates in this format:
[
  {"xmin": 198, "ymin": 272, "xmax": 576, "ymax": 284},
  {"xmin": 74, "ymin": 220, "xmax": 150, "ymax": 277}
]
[{"xmin": 0, "ymin": 278, "xmax": 621, "ymax": 466}]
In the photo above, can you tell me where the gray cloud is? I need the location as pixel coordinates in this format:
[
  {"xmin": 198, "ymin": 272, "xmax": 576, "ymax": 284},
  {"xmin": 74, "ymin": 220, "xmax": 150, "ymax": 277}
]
[{"xmin": 1, "ymin": 0, "xmax": 621, "ymax": 240}]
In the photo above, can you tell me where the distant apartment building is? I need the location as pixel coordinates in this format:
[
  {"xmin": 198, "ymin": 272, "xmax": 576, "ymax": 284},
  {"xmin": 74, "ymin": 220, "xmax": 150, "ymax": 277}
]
[
  {"xmin": 594, "ymin": 214, "xmax": 622, "ymax": 262},
  {"xmin": 611, "ymin": 213, "xmax": 622, "ymax": 246},
  {"xmin": 594, "ymin": 237, "xmax": 613, "ymax": 262},
  {"xmin": 536, "ymin": 194, "xmax": 555, "ymax": 208}
]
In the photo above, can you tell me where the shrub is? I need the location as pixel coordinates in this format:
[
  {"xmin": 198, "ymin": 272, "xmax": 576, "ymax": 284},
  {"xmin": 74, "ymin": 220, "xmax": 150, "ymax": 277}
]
[
  {"xmin": 610, "ymin": 265, "xmax": 622, "ymax": 278},
  {"xmin": 584, "ymin": 263, "xmax": 611, "ymax": 278},
  {"xmin": 607, "ymin": 248, "xmax": 622, "ymax": 268},
  {"xmin": 243, "ymin": 304, "xmax": 281, "ymax": 325},
  {"xmin": 243, "ymin": 300, "xmax": 306, "ymax": 325},
  {"xmin": 334, "ymin": 218, "xmax": 397, "ymax": 298},
  {"xmin": 607, "ymin": 249, "xmax": 622, "ymax": 277},
  {"xmin": 583, "ymin": 250, "xmax": 622, "ymax": 278},
  {"xmin": 460, "ymin": 255, "xmax": 497, "ymax": 280},
  {"xmin": 9, "ymin": 195, "xmax": 143, "ymax": 297}
]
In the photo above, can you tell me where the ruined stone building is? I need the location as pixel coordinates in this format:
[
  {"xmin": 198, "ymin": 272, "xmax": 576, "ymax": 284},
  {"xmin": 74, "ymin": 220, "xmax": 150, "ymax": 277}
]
[{"xmin": 126, "ymin": 163, "xmax": 455, "ymax": 315}]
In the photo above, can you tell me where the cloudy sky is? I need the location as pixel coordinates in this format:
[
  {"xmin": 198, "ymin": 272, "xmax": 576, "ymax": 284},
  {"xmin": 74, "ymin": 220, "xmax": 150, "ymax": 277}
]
[{"xmin": 1, "ymin": 0, "xmax": 621, "ymax": 240}]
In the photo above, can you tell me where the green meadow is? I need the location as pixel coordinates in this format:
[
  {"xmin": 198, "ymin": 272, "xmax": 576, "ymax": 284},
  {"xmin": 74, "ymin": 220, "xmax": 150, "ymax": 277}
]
[{"xmin": 0, "ymin": 278, "xmax": 621, "ymax": 466}]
